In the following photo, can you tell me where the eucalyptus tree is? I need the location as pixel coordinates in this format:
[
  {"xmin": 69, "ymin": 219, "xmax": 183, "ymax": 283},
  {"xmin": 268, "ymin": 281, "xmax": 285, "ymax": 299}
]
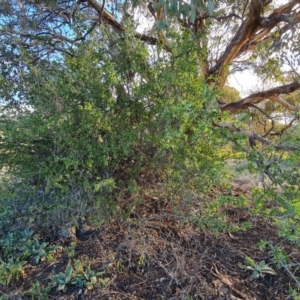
[
  {"xmin": 1, "ymin": 0, "xmax": 299, "ymax": 149},
  {"xmin": 1, "ymin": 0, "xmax": 300, "ymax": 240}
]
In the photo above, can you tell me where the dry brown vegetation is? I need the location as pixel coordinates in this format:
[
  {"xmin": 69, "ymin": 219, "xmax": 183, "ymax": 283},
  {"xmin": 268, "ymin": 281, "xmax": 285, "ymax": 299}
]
[{"xmin": 1, "ymin": 176, "xmax": 299, "ymax": 300}]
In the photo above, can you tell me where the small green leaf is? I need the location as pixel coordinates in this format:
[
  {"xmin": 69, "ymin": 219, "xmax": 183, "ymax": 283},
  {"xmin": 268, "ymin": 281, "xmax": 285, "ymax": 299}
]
[
  {"xmin": 252, "ymin": 270, "xmax": 260, "ymax": 279},
  {"xmin": 65, "ymin": 265, "xmax": 73, "ymax": 281},
  {"xmin": 244, "ymin": 256, "xmax": 256, "ymax": 267},
  {"xmin": 257, "ymin": 240, "xmax": 268, "ymax": 251},
  {"xmin": 47, "ymin": 245, "xmax": 57, "ymax": 252},
  {"xmin": 239, "ymin": 264, "xmax": 254, "ymax": 271},
  {"xmin": 190, "ymin": 8, "xmax": 196, "ymax": 23},
  {"xmin": 90, "ymin": 276, "xmax": 97, "ymax": 284},
  {"xmin": 39, "ymin": 249, "xmax": 46, "ymax": 257},
  {"xmin": 33, "ymin": 238, "xmax": 39, "ymax": 249},
  {"xmin": 33, "ymin": 256, "xmax": 39, "ymax": 264},
  {"xmin": 258, "ymin": 260, "xmax": 266, "ymax": 269},
  {"xmin": 40, "ymin": 242, "xmax": 47, "ymax": 248},
  {"xmin": 207, "ymin": 0, "xmax": 214, "ymax": 15}
]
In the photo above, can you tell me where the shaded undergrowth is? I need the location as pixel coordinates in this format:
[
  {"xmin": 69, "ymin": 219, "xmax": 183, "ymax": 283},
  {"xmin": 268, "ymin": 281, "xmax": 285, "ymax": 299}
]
[{"xmin": 1, "ymin": 181, "xmax": 300, "ymax": 300}]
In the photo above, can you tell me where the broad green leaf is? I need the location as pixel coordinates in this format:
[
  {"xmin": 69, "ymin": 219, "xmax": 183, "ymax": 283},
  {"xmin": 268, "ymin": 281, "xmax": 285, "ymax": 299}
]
[{"xmin": 239, "ymin": 264, "xmax": 254, "ymax": 271}]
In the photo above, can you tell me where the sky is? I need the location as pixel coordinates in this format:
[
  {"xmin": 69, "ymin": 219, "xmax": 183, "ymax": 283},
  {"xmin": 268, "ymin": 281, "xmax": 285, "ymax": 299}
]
[{"xmin": 228, "ymin": 71, "xmax": 261, "ymax": 97}]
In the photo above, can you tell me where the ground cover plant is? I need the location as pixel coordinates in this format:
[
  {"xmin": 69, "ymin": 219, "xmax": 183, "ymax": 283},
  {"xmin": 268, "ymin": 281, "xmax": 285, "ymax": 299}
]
[
  {"xmin": 0, "ymin": 0, "xmax": 300, "ymax": 298},
  {"xmin": 0, "ymin": 180, "xmax": 300, "ymax": 299}
]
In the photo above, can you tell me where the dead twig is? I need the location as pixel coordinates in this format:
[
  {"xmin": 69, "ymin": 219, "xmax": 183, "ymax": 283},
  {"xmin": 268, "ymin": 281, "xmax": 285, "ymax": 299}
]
[{"xmin": 211, "ymin": 263, "xmax": 251, "ymax": 300}]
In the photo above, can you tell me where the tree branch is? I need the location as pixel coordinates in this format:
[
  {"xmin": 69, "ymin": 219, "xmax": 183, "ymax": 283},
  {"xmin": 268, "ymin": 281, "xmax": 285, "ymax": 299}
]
[
  {"xmin": 87, "ymin": 0, "xmax": 169, "ymax": 50},
  {"xmin": 249, "ymin": 104, "xmax": 275, "ymax": 137},
  {"xmin": 86, "ymin": 0, "xmax": 125, "ymax": 31},
  {"xmin": 269, "ymin": 118, "xmax": 298, "ymax": 137},
  {"xmin": 221, "ymin": 81, "xmax": 300, "ymax": 113},
  {"xmin": 195, "ymin": 12, "xmax": 242, "ymax": 22},
  {"xmin": 259, "ymin": 12, "xmax": 298, "ymax": 27},
  {"xmin": 208, "ymin": 0, "xmax": 264, "ymax": 87},
  {"xmin": 207, "ymin": 0, "xmax": 300, "ymax": 87},
  {"xmin": 236, "ymin": 10, "xmax": 300, "ymax": 56},
  {"xmin": 214, "ymin": 122, "xmax": 298, "ymax": 151}
]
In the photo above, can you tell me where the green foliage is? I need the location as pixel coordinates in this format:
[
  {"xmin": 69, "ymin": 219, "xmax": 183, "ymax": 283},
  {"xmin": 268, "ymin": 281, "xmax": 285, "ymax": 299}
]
[
  {"xmin": 0, "ymin": 229, "xmax": 57, "ymax": 263},
  {"xmin": 189, "ymin": 191, "xmax": 253, "ymax": 233},
  {"xmin": 0, "ymin": 258, "xmax": 26, "ymax": 286},
  {"xmin": 289, "ymin": 287, "xmax": 300, "ymax": 299},
  {"xmin": 265, "ymin": 243, "xmax": 290, "ymax": 267},
  {"xmin": 0, "ymin": 33, "xmax": 225, "ymax": 231},
  {"xmin": 257, "ymin": 241, "xmax": 300, "ymax": 288},
  {"xmin": 220, "ymin": 86, "xmax": 241, "ymax": 104},
  {"xmin": 153, "ymin": 0, "xmax": 214, "ymax": 29},
  {"xmin": 22, "ymin": 238, "xmax": 57, "ymax": 264},
  {"xmin": 247, "ymin": 145, "xmax": 300, "ymax": 244},
  {"xmin": 0, "ymin": 229, "xmax": 57, "ymax": 286},
  {"xmin": 257, "ymin": 241, "xmax": 293, "ymax": 268},
  {"xmin": 65, "ymin": 242, "xmax": 76, "ymax": 259},
  {"xmin": 26, "ymin": 281, "xmax": 51, "ymax": 300},
  {"xmin": 51, "ymin": 261, "xmax": 108, "ymax": 291},
  {"xmin": 51, "ymin": 264, "xmax": 73, "ymax": 291},
  {"xmin": 239, "ymin": 256, "xmax": 276, "ymax": 279},
  {"xmin": 0, "ymin": 228, "xmax": 35, "ymax": 261},
  {"xmin": 71, "ymin": 265, "xmax": 106, "ymax": 290}
]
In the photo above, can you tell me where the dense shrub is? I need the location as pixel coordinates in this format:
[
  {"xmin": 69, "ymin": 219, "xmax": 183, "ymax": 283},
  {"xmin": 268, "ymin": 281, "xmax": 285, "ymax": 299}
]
[{"xmin": 0, "ymin": 37, "xmax": 226, "ymax": 232}]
